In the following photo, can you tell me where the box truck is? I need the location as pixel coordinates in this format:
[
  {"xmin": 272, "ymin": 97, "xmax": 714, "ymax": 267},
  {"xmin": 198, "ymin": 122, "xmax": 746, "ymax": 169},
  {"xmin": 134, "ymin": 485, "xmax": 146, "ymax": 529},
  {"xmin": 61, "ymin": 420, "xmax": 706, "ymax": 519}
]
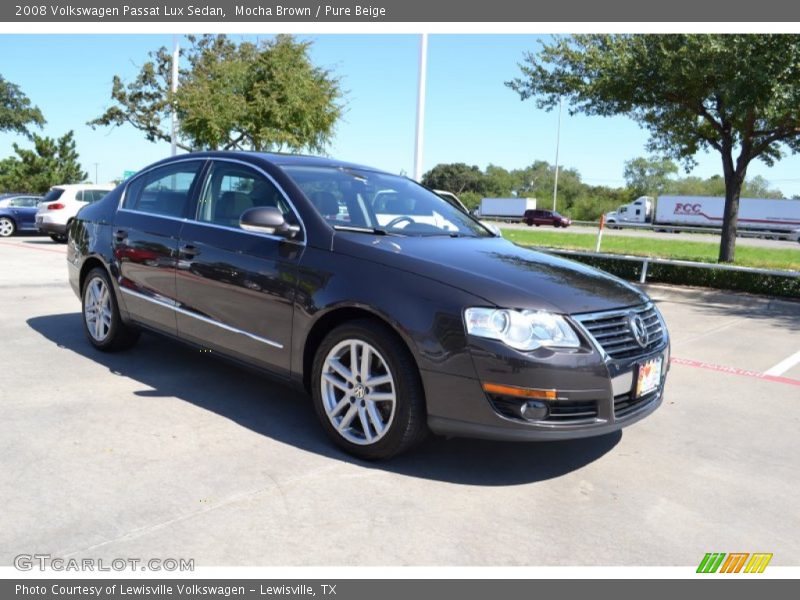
[
  {"xmin": 604, "ymin": 195, "xmax": 800, "ymax": 233},
  {"xmin": 475, "ymin": 197, "xmax": 537, "ymax": 218}
]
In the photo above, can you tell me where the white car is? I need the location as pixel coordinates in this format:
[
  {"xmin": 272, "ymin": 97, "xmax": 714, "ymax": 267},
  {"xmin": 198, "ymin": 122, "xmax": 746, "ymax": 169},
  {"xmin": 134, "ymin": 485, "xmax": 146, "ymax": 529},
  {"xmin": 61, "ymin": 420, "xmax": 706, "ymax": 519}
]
[{"xmin": 35, "ymin": 184, "xmax": 114, "ymax": 242}]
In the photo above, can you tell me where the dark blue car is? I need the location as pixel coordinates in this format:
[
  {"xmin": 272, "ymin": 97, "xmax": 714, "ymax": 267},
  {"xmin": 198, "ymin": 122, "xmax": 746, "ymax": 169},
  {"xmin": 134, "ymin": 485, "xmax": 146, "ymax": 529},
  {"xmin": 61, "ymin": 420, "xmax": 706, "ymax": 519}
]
[{"xmin": 0, "ymin": 194, "xmax": 43, "ymax": 237}]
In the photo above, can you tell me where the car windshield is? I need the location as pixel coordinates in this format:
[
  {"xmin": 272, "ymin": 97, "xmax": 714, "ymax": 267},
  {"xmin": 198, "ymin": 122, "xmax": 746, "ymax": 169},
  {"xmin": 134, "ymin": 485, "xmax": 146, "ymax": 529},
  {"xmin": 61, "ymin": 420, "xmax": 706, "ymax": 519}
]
[{"xmin": 280, "ymin": 166, "xmax": 492, "ymax": 237}]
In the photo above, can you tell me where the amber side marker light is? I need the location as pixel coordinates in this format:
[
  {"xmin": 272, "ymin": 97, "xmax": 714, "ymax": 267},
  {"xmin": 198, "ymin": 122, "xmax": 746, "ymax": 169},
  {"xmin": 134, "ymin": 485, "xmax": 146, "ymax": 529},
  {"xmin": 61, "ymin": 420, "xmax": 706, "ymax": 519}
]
[{"xmin": 482, "ymin": 383, "xmax": 557, "ymax": 400}]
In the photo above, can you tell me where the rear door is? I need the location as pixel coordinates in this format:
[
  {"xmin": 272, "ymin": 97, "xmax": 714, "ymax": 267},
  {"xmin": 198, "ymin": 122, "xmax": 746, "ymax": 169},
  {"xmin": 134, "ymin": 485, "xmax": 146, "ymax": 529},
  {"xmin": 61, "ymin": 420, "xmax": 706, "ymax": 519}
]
[
  {"xmin": 113, "ymin": 160, "xmax": 206, "ymax": 335},
  {"xmin": 174, "ymin": 159, "xmax": 304, "ymax": 377}
]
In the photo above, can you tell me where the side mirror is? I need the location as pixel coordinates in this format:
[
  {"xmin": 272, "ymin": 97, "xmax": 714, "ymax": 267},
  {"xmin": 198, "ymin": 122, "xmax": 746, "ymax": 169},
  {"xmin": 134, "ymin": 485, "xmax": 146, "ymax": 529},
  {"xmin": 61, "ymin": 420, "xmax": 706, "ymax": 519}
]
[{"xmin": 240, "ymin": 206, "xmax": 292, "ymax": 237}]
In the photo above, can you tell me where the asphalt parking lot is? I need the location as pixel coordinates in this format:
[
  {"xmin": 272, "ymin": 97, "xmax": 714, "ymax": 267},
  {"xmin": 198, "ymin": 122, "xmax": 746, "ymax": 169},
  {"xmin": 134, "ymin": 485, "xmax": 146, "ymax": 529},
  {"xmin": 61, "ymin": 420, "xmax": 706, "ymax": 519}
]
[{"xmin": 1, "ymin": 233, "xmax": 798, "ymax": 567}]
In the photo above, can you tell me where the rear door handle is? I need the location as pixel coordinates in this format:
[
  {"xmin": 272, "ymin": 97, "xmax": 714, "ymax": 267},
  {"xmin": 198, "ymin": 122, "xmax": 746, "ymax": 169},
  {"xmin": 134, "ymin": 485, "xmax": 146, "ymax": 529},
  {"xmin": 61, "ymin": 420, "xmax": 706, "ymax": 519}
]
[
  {"xmin": 179, "ymin": 244, "xmax": 199, "ymax": 258},
  {"xmin": 114, "ymin": 229, "xmax": 128, "ymax": 242}
]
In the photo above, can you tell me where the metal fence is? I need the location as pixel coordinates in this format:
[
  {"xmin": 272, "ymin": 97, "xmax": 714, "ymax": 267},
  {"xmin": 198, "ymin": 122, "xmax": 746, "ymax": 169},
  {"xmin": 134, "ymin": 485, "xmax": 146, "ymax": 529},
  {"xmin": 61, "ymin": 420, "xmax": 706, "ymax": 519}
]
[
  {"xmin": 485, "ymin": 217, "xmax": 797, "ymax": 240},
  {"xmin": 540, "ymin": 247, "xmax": 800, "ymax": 284}
]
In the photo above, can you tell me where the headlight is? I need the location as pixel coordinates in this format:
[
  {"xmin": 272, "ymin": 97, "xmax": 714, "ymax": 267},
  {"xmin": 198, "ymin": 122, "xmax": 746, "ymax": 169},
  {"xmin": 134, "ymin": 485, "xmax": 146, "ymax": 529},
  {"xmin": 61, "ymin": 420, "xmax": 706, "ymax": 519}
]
[{"xmin": 464, "ymin": 307, "xmax": 581, "ymax": 351}]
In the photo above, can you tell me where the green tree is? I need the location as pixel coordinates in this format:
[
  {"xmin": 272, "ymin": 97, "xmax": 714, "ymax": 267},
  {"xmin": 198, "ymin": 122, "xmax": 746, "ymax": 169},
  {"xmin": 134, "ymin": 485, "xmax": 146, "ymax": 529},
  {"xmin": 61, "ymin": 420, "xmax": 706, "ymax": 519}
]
[
  {"xmin": 507, "ymin": 34, "xmax": 800, "ymax": 262},
  {"xmin": 421, "ymin": 163, "xmax": 485, "ymax": 194},
  {"xmin": 0, "ymin": 75, "xmax": 45, "ymax": 139},
  {"xmin": 89, "ymin": 34, "xmax": 343, "ymax": 153},
  {"xmin": 0, "ymin": 131, "xmax": 87, "ymax": 193},
  {"xmin": 623, "ymin": 156, "xmax": 678, "ymax": 197}
]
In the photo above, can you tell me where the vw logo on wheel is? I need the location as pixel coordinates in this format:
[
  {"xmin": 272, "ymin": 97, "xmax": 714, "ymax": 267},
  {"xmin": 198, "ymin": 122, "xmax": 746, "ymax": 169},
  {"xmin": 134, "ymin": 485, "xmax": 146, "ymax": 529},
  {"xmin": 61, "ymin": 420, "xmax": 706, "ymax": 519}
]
[{"xmin": 628, "ymin": 313, "xmax": 649, "ymax": 347}]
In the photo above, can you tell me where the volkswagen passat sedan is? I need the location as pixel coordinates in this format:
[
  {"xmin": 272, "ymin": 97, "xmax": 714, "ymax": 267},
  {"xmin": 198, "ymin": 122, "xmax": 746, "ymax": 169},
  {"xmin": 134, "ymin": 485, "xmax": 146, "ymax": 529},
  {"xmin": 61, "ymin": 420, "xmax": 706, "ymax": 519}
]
[{"xmin": 67, "ymin": 152, "xmax": 669, "ymax": 460}]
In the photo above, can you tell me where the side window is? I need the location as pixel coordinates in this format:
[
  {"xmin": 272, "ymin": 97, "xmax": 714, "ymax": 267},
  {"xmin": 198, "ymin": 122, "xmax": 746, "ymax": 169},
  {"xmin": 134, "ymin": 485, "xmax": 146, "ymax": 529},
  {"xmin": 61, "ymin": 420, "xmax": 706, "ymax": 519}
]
[
  {"xmin": 123, "ymin": 161, "xmax": 203, "ymax": 218},
  {"xmin": 75, "ymin": 190, "xmax": 84, "ymax": 202},
  {"xmin": 196, "ymin": 162, "xmax": 298, "ymax": 230},
  {"xmin": 86, "ymin": 190, "xmax": 109, "ymax": 203},
  {"xmin": 8, "ymin": 198, "xmax": 24, "ymax": 207}
]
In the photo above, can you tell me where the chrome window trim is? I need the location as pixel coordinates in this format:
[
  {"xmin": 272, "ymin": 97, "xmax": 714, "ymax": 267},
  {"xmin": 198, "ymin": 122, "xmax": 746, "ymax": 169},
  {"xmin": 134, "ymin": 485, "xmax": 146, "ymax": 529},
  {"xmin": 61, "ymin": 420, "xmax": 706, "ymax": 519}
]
[
  {"xmin": 118, "ymin": 157, "xmax": 208, "ymax": 213},
  {"xmin": 180, "ymin": 218, "xmax": 304, "ymax": 244},
  {"xmin": 118, "ymin": 157, "xmax": 307, "ymax": 245},
  {"xmin": 119, "ymin": 287, "xmax": 284, "ymax": 350},
  {"xmin": 116, "ymin": 208, "xmax": 188, "ymax": 224}
]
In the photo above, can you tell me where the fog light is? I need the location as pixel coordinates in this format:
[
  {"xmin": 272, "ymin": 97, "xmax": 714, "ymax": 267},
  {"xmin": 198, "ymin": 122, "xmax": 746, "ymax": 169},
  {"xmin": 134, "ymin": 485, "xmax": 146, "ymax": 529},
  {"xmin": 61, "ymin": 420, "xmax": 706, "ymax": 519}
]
[{"xmin": 520, "ymin": 400, "xmax": 549, "ymax": 421}]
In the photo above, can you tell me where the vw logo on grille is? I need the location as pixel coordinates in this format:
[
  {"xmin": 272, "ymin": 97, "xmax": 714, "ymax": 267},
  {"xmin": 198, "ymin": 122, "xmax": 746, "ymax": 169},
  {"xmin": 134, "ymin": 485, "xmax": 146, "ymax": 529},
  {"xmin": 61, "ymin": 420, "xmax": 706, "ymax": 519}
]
[{"xmin": 628, "ymin": 313, "xmax": 649, "ymax": 348}]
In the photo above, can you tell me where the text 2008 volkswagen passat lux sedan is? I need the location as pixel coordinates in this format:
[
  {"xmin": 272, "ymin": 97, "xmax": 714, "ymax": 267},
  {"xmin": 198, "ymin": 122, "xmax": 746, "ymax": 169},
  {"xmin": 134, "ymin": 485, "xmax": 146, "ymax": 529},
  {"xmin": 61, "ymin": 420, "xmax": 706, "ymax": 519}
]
[{"xmin": 67, "ymin": 152, "xmax": 669, "ymax": 459}]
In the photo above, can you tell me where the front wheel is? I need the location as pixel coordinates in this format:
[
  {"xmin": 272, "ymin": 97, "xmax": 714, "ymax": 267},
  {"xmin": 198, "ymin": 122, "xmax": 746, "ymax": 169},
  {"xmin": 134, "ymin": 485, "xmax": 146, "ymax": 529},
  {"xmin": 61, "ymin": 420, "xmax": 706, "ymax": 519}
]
[
  {"xmin": 0, "ymin": 217, "xmax": 15, "ymax": 237},
  {"xmin": 81, "ymin": 267, "xmax": 140, "ymax": 351},
  {"xmin": 311, "ymin": 319, "xmax": 427, "ymax": 460}
]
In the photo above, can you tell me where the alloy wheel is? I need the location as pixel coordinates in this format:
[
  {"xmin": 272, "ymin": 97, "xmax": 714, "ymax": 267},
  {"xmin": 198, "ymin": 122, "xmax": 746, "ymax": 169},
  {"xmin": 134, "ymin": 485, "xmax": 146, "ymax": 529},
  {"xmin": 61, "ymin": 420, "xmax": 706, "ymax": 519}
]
[
  {"xmin": 320, "ymin": 339, "xmax": 396, "ymax": 445},
  {"xmin": 84, "ymin": 277, "xmax": 113, "ymax": 342},
  {"xmin": 0, "ymin": 218, "xmax": 14, "ymax": 237}
]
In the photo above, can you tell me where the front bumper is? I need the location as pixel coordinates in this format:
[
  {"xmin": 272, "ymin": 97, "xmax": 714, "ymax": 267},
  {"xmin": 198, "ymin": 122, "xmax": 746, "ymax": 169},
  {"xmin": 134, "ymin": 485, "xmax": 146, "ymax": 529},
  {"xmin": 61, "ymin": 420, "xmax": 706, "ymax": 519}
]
[{"xmin": 423, "ymin": 324, "xmax": 669, "ymax": 442}]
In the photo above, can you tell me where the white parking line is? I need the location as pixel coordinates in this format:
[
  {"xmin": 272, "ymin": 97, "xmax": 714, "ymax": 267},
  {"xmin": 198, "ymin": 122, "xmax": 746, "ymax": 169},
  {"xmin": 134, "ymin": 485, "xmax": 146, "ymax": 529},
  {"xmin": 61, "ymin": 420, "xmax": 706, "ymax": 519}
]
[{"xmin": 764, "ymin": 349, "xmax": 800, "ymax": 377}]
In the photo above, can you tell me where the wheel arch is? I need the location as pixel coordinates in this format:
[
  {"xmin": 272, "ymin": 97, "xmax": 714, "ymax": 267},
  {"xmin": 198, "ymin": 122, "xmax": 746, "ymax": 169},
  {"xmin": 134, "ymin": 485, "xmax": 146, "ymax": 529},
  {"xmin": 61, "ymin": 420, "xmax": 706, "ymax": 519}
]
[
  {"xmin": 78, "ymin": 255, "xmax": 109, "ymax": 294},
  {"xmin": 301, "ymin": 304, "xmax": 421, "ymax": 393}
]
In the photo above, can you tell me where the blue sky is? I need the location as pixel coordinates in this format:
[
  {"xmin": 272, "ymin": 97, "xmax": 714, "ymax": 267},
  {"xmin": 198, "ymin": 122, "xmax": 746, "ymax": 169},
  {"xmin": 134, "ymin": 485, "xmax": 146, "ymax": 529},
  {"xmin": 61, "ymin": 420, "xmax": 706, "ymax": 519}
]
[{"xmin": 2, "ymin": 34, "xmax": 800, "ymax": 196}]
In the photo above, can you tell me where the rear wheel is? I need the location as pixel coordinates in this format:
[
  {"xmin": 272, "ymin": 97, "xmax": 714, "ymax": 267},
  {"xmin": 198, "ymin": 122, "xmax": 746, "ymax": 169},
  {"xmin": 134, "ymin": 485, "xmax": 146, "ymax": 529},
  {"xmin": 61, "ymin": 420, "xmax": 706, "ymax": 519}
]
[
  {"xmin": 0, "ymin": 217, "xmax": 15, "ymax": 237},
  {"xmin": 81, "ymin": 267, "xmax": 140, "ymax": 351},
  {"xmin": 311, "ymin": 319, "xmax": 427, "ymax": 460}
]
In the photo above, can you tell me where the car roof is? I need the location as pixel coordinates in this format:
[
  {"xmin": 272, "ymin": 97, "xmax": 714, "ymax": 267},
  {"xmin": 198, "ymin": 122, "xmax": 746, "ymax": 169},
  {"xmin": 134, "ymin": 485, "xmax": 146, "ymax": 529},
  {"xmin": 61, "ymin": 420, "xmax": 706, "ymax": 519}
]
[
  {"xmin": 49, "ymin": 183, "xmax": 114, "ymax": 190},
  {"xmin": 0, "ymin": 192, "xmax": 40, "ymax": 198},
  {"xmin": 151, "ymin": 151, "xmax": 392, "ymax": 176}
]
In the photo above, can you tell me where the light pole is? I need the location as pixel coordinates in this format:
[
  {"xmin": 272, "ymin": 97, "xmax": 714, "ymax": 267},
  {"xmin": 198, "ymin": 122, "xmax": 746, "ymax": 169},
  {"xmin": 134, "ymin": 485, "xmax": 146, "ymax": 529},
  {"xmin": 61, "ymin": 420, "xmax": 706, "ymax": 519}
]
[
  {"xmin": 552, "ymin": 97, "xmax": 563, "ymax": 212},
  {"xmin": 170, "ymin": 34, "xmax": 180, "ymax": 157},
  {"xmin": 413, "ymin": 33, "xmax": 428, "ymax": 182},
  {"xmin": 93, "ymin": 163, "xmax": 99, "ymax": 184}
]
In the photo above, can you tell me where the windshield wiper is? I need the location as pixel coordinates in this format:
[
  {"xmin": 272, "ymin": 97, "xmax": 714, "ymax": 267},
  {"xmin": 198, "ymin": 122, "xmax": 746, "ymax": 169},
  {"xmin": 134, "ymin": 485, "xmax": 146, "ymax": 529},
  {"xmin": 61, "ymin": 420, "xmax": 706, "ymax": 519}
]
[{"xmin": 333, "ymin": 225, "xmax": 391, "ymax": 236}]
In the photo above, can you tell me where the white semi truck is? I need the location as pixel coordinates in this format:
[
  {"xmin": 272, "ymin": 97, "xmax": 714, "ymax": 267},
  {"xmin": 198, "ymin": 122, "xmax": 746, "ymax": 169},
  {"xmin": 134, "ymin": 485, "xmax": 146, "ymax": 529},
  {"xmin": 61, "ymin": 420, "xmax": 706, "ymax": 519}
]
[
  {"xmin": 475, "ymin": 197, "xmax": 537, "ymax": 219},
  {"xmin": 604, "ymin": 195, "xmax": 800, "ymax": 233}
]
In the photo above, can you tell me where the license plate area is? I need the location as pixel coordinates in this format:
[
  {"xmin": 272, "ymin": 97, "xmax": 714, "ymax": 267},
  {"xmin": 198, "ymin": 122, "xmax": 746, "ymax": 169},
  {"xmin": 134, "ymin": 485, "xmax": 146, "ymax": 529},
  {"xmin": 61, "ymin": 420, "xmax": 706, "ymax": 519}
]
[{"xmin": 636, "ymin": 356, "xmax": 662, "ymax": 397}]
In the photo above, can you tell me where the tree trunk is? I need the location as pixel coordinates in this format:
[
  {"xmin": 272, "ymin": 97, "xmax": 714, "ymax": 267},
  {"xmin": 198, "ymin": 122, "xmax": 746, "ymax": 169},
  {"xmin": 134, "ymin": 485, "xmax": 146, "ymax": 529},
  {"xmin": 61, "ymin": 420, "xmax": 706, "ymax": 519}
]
[{"xmin": 719, "ymin": 149, "xmax": 746, "ymax": 263}]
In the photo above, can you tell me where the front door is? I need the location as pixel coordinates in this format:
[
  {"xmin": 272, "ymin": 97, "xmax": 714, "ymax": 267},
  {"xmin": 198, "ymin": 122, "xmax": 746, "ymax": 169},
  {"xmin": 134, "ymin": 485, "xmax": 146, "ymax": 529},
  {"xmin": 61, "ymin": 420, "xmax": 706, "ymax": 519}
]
[{"xmin": 175, "ymin": 160, "xmax": 304, "ymax": 377}]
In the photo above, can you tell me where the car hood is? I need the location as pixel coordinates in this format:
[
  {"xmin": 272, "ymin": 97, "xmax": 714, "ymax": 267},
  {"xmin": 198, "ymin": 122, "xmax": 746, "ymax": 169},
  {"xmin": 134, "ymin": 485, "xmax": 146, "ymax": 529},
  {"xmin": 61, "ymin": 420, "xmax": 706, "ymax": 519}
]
[{"xmin": 332, "ymin": 233, "xmax": 648, "ymax": 314}]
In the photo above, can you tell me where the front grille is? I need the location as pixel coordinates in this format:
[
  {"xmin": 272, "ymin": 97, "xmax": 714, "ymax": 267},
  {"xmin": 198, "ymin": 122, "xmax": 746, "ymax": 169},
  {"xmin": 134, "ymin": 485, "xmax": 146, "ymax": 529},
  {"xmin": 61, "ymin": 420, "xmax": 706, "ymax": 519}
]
[
  {"xmin": 574, "ymin": 304, "xmax": 665, "ymax": 360},
  {"xmin": 547, "ymin": 400, "xmax": 598, "ymax": 421},
  {"xmin": 614, "ymin": 389, "xmax": 659, "ymax": 418},
  {"xmin": 489, "ymin": 396, "xmax": 598, "ymax": 424}
]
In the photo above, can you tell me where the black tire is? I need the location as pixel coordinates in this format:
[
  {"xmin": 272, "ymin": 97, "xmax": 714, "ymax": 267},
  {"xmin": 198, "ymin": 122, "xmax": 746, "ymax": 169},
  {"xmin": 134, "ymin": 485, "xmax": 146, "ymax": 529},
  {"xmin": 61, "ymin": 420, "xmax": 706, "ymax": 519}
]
[
  {"xmin": 525, "ymin": 220, "xmax": 532, "ymax": 227},
  {"xmin": 81, "ymin": 267, "xmax": 140, "ymax": 352},
  {"xmin": 0, "ymin": 217, "xmax": 16, "ymax": 237},
  {"xmin": 311, "ymin": 319, "xmax": 428, "ymax": 460},
  {"xmin": 50, "ymin": 233, "xmax": 67, "ymax": 243}
]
